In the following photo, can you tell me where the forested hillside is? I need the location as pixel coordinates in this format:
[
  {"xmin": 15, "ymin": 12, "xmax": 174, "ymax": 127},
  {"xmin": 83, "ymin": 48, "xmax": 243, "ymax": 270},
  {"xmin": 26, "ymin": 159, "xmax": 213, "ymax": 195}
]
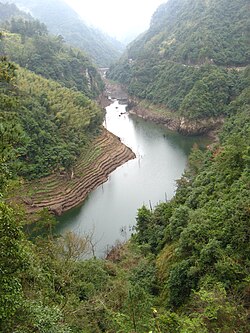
[
  {"xmin": 129, "ymin": 0, "xmax": 249, "ymax": 65},
  {"xmin": 0, "ymin": 17, "xmax": 104, "ymax": 98},
  {"xmin": 108, "ymin": 0, "xmax": 249, "ymax": 123},
  {"xmin": 3, "ymin": 0, "xmax": 124, "ymax": 66},
  {"xmin": 1, "ymin": 66, "xmax": 249, "ymax": 333},
  {"xmin": 0, "ymin": 0, "xmax": 249, "ymax": 332},
  {"xmin": 0, "ymin": 57, "xmax": 103, "ymax": 180},
  {"xmin": 0, "ymin": 3, "xmax": 107, "ymax": 180}
]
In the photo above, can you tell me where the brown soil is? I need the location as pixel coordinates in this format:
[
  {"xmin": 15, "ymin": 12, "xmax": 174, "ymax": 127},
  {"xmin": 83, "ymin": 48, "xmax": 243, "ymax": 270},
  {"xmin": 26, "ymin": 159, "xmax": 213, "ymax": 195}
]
[
  {"xmin": 128, "ymin": 97, "xmax": 224, "ymax": 137},
  {"xmin": 128, "ymin": 98, "xmax": 180, "ymax": 131},
  {"xmin": 17, "ymin": 128, "xmax": 135, "ymax": 217}
]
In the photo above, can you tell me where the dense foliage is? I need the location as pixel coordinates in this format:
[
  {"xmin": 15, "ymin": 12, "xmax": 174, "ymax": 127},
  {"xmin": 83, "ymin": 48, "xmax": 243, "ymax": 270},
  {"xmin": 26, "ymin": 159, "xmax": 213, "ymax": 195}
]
[
  {"xmin": 0, "ymin": 0, "xmax": 249, "ymax": 332},
  {"xmin": 0, "ymin": 4, "xmax": 106, "ymax": 180},
  {"xmin": 0, "ymin": 85, "xmax": 249, "ymax": 333},
  {"xmin": 2, "ymin": 0, "xmax": 124, "ymax": 67},
  {"xmin": 108, "ymin": 0, "xmax": 249, "ymax": 119},
  {"xmin": 131, "ymin": 90, "xmax": 250, "ymax": 331},
  {"xmin": 135, "ymin": 0, "xmax": 249, "ymax": 66},
  {"xmin": 0, "ymin": 12, "xmax": 104, "ymax": 98},
  {"xmin": 0, "ymin": 57, "xmax": 103, "ymax": 179}
]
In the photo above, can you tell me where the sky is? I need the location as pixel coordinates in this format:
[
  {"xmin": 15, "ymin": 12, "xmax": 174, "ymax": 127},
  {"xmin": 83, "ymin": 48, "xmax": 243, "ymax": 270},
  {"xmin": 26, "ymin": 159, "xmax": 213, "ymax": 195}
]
[{"xmin": 64, "ymin": 0, "xmax": 167, "ymax": 42}]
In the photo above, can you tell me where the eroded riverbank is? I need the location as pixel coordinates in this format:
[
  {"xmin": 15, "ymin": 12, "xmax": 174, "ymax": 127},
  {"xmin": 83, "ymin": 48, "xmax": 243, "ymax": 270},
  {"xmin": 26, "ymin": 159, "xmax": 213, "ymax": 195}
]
[
  {"xmin": 100, "ymin": 79, "xmax": 223, "ymax": 138},
  {"xmin": 15, "ymin": 128, "xmax": 135, "ymax": 218},
  {"xmin": 128, "ymin": 98, "xmax": 224, "ymax": 138},
  {"xmin": 57, "ymin": 100, "xmax": 211, "ymax": 256}
]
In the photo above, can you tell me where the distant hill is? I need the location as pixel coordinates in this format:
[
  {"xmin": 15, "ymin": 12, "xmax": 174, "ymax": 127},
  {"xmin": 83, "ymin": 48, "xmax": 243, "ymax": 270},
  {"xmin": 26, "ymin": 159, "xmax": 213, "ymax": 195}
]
[
  {"xmin": 0, "ymin": 3, "xmax": 104, "ymax": 98},
  {"xmin": 108, "ymin": 0, "xmax": 249, "ymax": 122},
  {"xmin": 0, "ymin": 1, "xmax": 31, "ymax": 21},
  {"xmin": 2, "ymin": 0, "xmax": 124, "ymax": 66}
]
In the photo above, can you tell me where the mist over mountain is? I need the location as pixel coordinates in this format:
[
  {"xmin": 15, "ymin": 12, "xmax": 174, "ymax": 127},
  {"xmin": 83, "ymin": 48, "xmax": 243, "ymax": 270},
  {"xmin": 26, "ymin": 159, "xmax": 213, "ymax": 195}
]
[
  {"xmin": 0, "ymin": 0, "xmax": 250, "ymax": 332},
  {"xmin": 2, "ymin": 0, "xmax": 124, "ymax": 66},
  {"xmin": 0, "ymin": 1, "xmax": 31, "ymax": 21},
  {"xmin": 108, "ymin": 0, "xmax": 249, "ymax": 122}
]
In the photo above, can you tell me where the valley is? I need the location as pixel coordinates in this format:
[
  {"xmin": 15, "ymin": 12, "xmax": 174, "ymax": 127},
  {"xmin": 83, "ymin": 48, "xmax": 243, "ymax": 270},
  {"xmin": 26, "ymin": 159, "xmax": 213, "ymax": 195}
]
[{"xmin": 0, "ymin": 1, "xmax": 249, "ymax": 332}]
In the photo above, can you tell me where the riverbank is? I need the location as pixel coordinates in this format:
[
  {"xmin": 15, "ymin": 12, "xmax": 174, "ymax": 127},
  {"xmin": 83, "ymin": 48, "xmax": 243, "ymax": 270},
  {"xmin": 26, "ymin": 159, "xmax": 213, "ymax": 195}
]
[
  {"xmin": 57, "ymin": 100, "xmax": 209, "ymax": 255},
  {"xmin": 15, "ymin": 128, "xmax": 135, "ymax": 218},
  {"xmin": 128, "ymin": 98, "xmax": 224, "ymax": 138},
  {"xmin": 100, "ymin": 79, "xmax": 223, "ymax": 138}
]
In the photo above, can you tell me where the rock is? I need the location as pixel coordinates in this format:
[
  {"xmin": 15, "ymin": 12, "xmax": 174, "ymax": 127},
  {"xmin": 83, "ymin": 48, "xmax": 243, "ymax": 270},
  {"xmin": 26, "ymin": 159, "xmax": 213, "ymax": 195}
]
[
  {"xmin": 178, "ymin": 116, "xmax": 224, "ymax": 135},
  {"xmin": 128, "ymin": 97, "xmax": 224, "ymax": 136}
]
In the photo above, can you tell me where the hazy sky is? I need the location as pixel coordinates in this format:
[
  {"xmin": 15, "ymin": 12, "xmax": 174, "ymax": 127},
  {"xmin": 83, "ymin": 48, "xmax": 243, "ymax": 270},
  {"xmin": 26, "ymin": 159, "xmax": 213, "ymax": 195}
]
[{"xmin": 64, "ymin": 0, "xmax": 166, "ymax": 41}]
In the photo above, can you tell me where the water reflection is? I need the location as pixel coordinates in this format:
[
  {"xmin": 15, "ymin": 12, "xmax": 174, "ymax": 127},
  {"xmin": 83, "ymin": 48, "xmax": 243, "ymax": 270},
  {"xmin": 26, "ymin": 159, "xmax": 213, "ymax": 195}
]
[{"xmin": 57, "ymin": 101, "xmax": 210, "ymax": 257}]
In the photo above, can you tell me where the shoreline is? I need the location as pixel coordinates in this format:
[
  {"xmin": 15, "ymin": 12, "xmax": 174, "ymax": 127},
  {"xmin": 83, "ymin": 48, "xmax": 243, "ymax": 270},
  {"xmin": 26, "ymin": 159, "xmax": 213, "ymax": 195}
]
[
  {"xmin": 16, "ymin": 128, "xmax": 135, "ymax": 217},
  {"xmin": 100, "ymin": 78, "xmax": 224, "ymax": 138},
  {"xmin": 128, "ymin": 98, "xmax": 224, "ymax": 138},
  {"xmin": 18, "ymin": 80, "xmax": 222, "ymax": 219}
]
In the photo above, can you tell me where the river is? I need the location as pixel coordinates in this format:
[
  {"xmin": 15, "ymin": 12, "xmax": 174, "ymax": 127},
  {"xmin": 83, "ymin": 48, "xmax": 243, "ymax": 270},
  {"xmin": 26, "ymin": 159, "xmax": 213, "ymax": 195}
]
[{"xmin": 57, "ymin": 101, "xmax": 209, "ymax": 257}]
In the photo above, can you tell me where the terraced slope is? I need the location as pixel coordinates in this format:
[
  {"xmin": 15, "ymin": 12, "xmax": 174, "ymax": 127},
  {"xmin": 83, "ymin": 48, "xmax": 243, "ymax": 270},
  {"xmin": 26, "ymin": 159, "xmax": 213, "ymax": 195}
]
[{"xmin": 18, "ymin": 129, "xmax": 135, "ymax": 216}]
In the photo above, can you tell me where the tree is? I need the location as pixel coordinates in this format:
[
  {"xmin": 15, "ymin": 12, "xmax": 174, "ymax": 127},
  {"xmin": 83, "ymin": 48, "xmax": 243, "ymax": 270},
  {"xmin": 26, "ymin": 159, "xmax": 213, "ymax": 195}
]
[
  {"xmin": 0, "ymin": 203, "xmax": 27, "ymax": 329},
  {"xmin": 135, "ymin": 205, "xmax": 152, "ymax": 244}
]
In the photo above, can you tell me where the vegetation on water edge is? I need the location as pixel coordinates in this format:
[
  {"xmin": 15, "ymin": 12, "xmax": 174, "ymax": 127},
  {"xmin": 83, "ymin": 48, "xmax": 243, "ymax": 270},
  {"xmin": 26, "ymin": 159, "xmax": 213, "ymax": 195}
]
[
  {"xmin": 0, "ymin": 0, "xmax": 249, "ymax": 332},
  {"xmin": 108, "ymin": 0, "xmax": 249, "ymax": 120},
  {"xmin": 0, "ymin": 57, "xmax": 104, "ymax": 180},
  {"xmin": 1, "ymin": 73, "xmax": 249, "ymax": 332}
]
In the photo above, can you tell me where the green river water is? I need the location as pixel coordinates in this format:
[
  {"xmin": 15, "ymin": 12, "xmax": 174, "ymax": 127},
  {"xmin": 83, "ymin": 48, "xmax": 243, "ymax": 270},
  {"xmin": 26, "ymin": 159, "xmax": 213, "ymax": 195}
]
[{"xmin": 57, "ymin": 101, "xmax": 210, "ymax": 257}]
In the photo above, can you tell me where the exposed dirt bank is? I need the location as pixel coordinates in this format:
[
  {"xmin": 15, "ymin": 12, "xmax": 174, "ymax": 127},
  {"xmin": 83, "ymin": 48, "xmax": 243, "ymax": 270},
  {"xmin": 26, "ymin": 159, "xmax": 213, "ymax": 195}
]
[
  {"xmin": 17, "ymin": 129, "xmax": 135, "ymax": 217},
  {"xmin": 99, "ymin": 80, "xmax": 223, "ymax": 138},
  {"xmin": 128, "ymin": 98, "xmax": 224, "ymax": 138}
]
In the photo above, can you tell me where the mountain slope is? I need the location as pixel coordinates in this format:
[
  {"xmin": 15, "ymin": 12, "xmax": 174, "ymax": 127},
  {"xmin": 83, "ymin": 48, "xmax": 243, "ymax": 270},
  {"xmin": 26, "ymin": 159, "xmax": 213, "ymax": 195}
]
[
  {"xmin": 131, "ymin": 90, "xmax": 250, "ymax": 331},
  {"xmin": 1, "ymin": 66, "xmax": 249, "ymax": 331},
  {"xmin": 132, "ymin": 0, "xmax": 249, "ymax": 65},
  {"xmin": 3, "ymin": 0, "xmax": 124, "ymax": 66},
  {"xmin": 108, "ymin": 0, "xmax": 249, "ymax": 129},
  {"xmin": 0, "ymin": 57, "xmax": 104, "ymax": 179},
  {"xmin": 0, "ymin": 1, "xmax": 249, "ymax": 331},
  {"xmin": 0, "ymin": 16, "xmax": 104, "ymax": 98},
  {"xmin": 0, "ymin": 1, "xmax": 31, "ymax": 21}
]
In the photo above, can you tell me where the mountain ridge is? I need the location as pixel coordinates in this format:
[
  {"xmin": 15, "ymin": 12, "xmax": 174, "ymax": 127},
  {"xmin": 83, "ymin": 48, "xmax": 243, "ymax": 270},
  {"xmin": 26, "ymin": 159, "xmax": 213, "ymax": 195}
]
[
  {"xmin": 108, "ymin": 0, "xmax": 249, "ymax": 134},
  {"xmin": 2, "ymin": 0, "xmax": 124, "ymax": 66}
]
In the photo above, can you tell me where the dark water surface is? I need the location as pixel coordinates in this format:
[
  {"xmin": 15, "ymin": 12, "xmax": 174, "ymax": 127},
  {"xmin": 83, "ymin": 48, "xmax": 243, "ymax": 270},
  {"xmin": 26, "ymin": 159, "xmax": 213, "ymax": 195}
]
[{"xmin": 57, "ymin": 101, "xmax": 209, "ymax": 256}]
